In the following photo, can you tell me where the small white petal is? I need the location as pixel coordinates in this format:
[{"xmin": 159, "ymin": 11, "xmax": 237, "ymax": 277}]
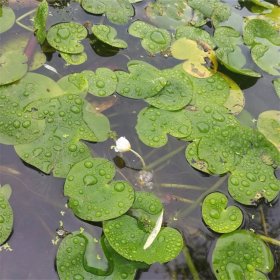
[
  {"xmin": 114, "ymin": 137, "xmax": 131, "ymax": 152},
  {"xmin": 143, "ymin": 209, "xmax": 164, "ymax": 250}
]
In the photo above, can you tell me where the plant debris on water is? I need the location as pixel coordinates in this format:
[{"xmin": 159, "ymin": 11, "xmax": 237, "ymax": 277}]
[{"xmin": 0, "ymin": 0, "xmax": 280, "ymax": 279}]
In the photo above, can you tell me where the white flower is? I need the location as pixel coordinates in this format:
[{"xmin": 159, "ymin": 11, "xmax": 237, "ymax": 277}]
[
  {"xmin": 143, "ymin": 209, "xmax": 164, "ymax": 250},
  {"xmin": 112, "ymin": 137, "xmax": 131, "ymax": 152}
]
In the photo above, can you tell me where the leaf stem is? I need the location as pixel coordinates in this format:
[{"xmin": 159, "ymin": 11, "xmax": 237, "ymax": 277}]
[
  {"xmin": 16, "ymin": 8, "xmax": 36, "ymax": 32},
  {"xmin": 182, "ymin": 245, "xmax": 200, "ymax": 280},
  {"xmin": 159, "ymin": 183, "xmax": 204, "ymax": 190},
  {"xmin": 129, "ymin": 148, "xmax": 147, "ymax": 170},
  {"xmin": 259, "ymin": 205, "xmax": 268, "ymax": 236},
  {"xmin": 146, "ymin": 144, "xmax": 185, "ymax": 170},
  {"xmin": 258, "ymin": 234, "xmax": 280, "ymax": 247}
]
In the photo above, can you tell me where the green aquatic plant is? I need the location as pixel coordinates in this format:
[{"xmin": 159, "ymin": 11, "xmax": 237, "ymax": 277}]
[
  {"xmin": 202, "ymin": 192, "xmax": 243, "ymax": 233},
  {"xmin": 34, "ymin": 0, "xmax": 49, "ymax": 44},
  {"xmin": 0, "ymin": 6, "xmax": 15, "ymax": 34},
  {"xmin": 274, "ymin": 78, "xmax": 280, "ymax": 98},
  {"xmin": 64, "ymin": 157, "xmax": 135, "ymax": 221},
  {"xmin": 92, "ymin": 25, "xmax": 128, "ymax": 49},
  {"xmin": 81, "ymin": 0, "xmax": 134, "ymax": 25},
  {"xmin": 0, "ymin": 184, "xmax": 13, "ymax": 245},
  {"xmin": 212, "ymin": 230, "xmax": 274, "ymax": 280},
  {"xmin": 128, "ymin": 20, "xmax": 171, "ymax": 54},
  {"xmin": 60, "ymin": 52, "xmax": 88, "ymax": 65}
]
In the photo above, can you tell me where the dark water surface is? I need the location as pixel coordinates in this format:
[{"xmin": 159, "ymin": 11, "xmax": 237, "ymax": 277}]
[{"xmin": 0, "ymin": 1, "xmax": 279, "ymax": 279}]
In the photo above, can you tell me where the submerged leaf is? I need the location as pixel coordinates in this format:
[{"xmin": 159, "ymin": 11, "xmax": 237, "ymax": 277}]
[
  {"xmin": 202, "ymin": 192, "xmax": 243, "ymax": 233},
  {"xmin": 47, "ymin": 22, "xmax": 87, "ymax": 54},
  {"xmin": 81, "ymin": 0, "xmax": 134, "ymax": 25},
  {"xmin": 92, "ymin": 25, "xmax": 127, "ymax": 48},
  {"xmin": 0, "ymin": 7, "xmax": 15, "ymax": 34},
  {"xmin": 64, "ymin": 157, "xmax": 134, "ymax": 221},
  {"xmin": 212, "ymin": 230, "xmax": 274, "ymax": 280},
  {"xmin": 273, "ymin": 78, "xmax": 280, "ymax": 98},
  {"xmin": 104, "ymin": 215, "xmax": 183, "ymax": 264}
]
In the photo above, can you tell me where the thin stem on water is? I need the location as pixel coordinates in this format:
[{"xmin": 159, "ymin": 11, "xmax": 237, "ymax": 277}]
[
  {"xmin": 258, "ymin": 234, "xmax": 280, "ymax": 247},
  {"xmin": 182, "ymin": 245, "xmax": 200, "ymax": 280},
  {"xmin": 16, "ymin": 8, "xmax": 36, "ymax": 32},
  {"xmin": 172, "ymin": 195, "xmax": 193, "ymax": 204},
  {"xmin": 146, "ymin": 144, "xmax": 185, "ymax": 170},
  {"xmin": 159, "ymin": 183, "xmax": 204, "ymax": 190},
  {"xmin": 129, "ymin": 148, "xmax": 147, "ymax": 170},
  {"xmin": 259, "ymin": 205, "xmax": 268, "ymax": 236}
]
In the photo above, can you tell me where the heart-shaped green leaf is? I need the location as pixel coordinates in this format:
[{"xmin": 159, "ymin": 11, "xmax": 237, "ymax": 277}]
[
  {"xmin": 47, "ymin": 22, "xmax": 87, "ymax": 54},
  {"xmin": 212, "ymin": 230, "xmax": 274, "ymax": 280},
  {"xmin": 60, "ymin": 52, "xmax": 87, "ymax": 65},
  {"xmin": 202, "ymin": 192, "xmax": 243, "ymax": 233},
  {"xmin": 0, "ymin": 7, "xmax": 15, "ymax": 34},
  {"xmin": 104, "ymin": 215, "xmax": 183, "ymax": 264},
  {"xmin": 64, "ymin": 157, "xmax": 135, "ymax": 221}
]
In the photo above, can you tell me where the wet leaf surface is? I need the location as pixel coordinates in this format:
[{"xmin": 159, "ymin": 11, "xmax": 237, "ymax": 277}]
[
  {"xmin": 34, "ymin": 0, "xmax": 48, "ymax": 44},
  {"xmin": 0, "ymin": 7, "xmax": 15, "ymax": 34}
]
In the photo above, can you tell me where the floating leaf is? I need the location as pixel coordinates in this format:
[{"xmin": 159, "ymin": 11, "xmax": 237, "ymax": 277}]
[
  {"xmin": 15, "ymin": 94, "xmax": 110, "ymax": 178},
  {"xmin": 243, "ymin": 18, "xmax": 280, "ymax": 46},
  {"xmin": 64, "ymin": 157, "xmax": 134, "ymax": 221},
  {"xmin": 228, "ymin": 153, "xmax": 280, "ymax": 205},
  {"xmin": 128, "ymin": 20, "xmax": 171, "ymax": 54},
  {"xmin": 0, "ymin": 50, "xmax": 28, "ymax": 86},
  {"xmin": 257, "ymin": 110, "xmax": 280, "ymax": 151},
  {"xmin": 104, "ymin": 215, "xmax": 183, "ymax": 264},
  {"xmin": 214, "ymin": 27, "xmax": 261, "ymax": 77},
  {"xmin": 60, "ymin": 52, "xmax": 87, "ymax": 65},
  {"xmin": 185, "ymin": 141, "xmax": 210, "ymax": 174},
  {"xmin": 136, "ymin": 106, "xmax": 192, "ymax": 148},
  {"xmin": 92, "ymin": 25, "xmax": 127, "ymax": 48},
  {"xmin": 146, "ymin": 68, "xmax": 193, "ymax": 111},
  {"xmin": 0, "ymin": 6, "xmax": 15, "ymax": 34},
  {"xmin": 47, "ymin": 22, "xmax": 87, "ymax": 54},
  {"xmin": 116, "ymin": 60, "xmax": 166, "ymax": 99},
  {"xmin": 202, "ymin": 192, "xmax": 243, "ymax": 233},
  {"xmin": 0, "ymin": 184, "xmax": 13, "ymax": 245},
  {"xmin": 34, "ymin": 0, "xmax": 48, "ymax": 44},
  {"xmin": 81, "ymin": 0, "xmax": 134, "ymax": 25},
  {"xmin": 129, "ymin": 192, "xmax": 163, "ymax": 233},
  {"xmin": 171, "ymin": 38, "xmax": 217, "ymax": 78},
  {"xmin": 222, "ymin": 73, "xmax": 245, "ymax": 115},
  {"xmin": 175, "ymin": 25, "xmax": 215, "ymax": 48},
  {"xmin": 251, "ymin": 43, "xmax": 280, "ymax": 75},
  {"xmin": 57, "ymin": 73, "xmax": 89, "ymax": 97},
  {"xmin": 273, "ymin": 78, "xmax": 280, "ymax": 98},
  {"xmin": 83, "ymin": 68, "xmax": 117, "ymax": 97},
  {"xmin": 145, "ymin": 0, "xmax": 206, "ymax": 29},
  {"xmin": 212, "ymin": 230, "xmax": 274, "ymax": 280}
]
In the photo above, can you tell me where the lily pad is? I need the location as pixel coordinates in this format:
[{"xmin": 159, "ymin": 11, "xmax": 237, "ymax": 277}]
[
  {"xmin": 129, "ymin": 192, "xmax": 163, "ymax": 233},
  {"xmin": 81, "ymin": 0, "xmax": 134, "ymax": 25},
  {"xmin": 185, "ymin": 141, "xmax": 210, "ymax": 174},
  {"xmin": 175, "ymin": 25, "xmax": 215, "ymax": 49},
  {"xmin": 273, "ymin": 78, "xmax": 280, "ymax": 98},
  {"xmin": 228, "ymin": 153, "xmax": 280, "ymax": 205},
  {"xmin": 0, "ymin": 50, "xmax": 28, "ymax": 86},
  {"xmin": 222, "ymin": 74, "xmax": 245, "ymax": 115},
  {"xmin": 251, "ymin": 43, "xmax": 280, "ymax": 75},
  {"xmin": 136, "ymin": 106, "xmax": 192, "ymax": 148},
  {"xmin": 214, "ymin": 27, "xmax": 261, "ymax": 77},
  {"xmin": 146, "ymin": 68, "xmax": 193, "ymax": 111},
  {"xmin": 243, "ymin": 18, "xmax": 280, "ymax": 46},
  {"xmin": 145, "ymin": 0, "xmax": 206, "ymax": 30},
  {"xmin": 83, "ymin": 68, "xmax": 117, "ymax": 97},
  {"xmin": 0, "ymin": 184, "xmax": 13, "ymax": 245},
  {"xmin": 257, "ymin": 110, "xmax": 280, "ymax": 151},
  {"xmin": 0, "ymin": 6, "xmax": 15, "ymax": 34},
  {"xmin": 57, "ymin": 73, "xmax": 89, "ymax": 97},
  {"xmin": 92, "ymin": 25, "xmax": 127, "ymax": 48},
  {"xmin": 15, "ymin": 94, "xmax": 110, "ymax": 177},
  {"xmin": 202, "ymin": 192, "xmax": 243, "ymax": 233},
  {"xmin": 34, "ymin": 0, "xmax": 49, "ymax": 44},
  {"xmin": 171, "ymin": 38, "xmax": 217, "ymax": 78},
  {"xmin": 212, "ymin": 230, "xmax": 274, "ymax": 280},
  {"xmin": 60, "ymin": 52, "xmax": 87, "ymax": 65},
  {"xmin": 116, "ymin": 60, "xmax": 167, "ymax": 99},
  {"xmin": 47, "ymin": 22, "xmax": 87, "ymax": 54},
  {"xmin": 64, "ymin": 157, "xmax": 135, "ymax": 221},
  {"xmin": 104, "ymin": 215, "xmax": 183, "ymax": 264},
  {"xmin": 128, "ymin": 20, "xmax": 171, "ymax": 54}
]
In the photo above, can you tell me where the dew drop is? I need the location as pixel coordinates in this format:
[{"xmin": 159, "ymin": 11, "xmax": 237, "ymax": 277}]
[
  {"xmin": 114, "ymin": 182, "xmax": 125, "ymax": 192},
  {"xmin": 210, "ymin": 209, "xmax": 220, "ymax": 219},
  {"xmin": 84, "ymin": 161, "xmax": 93, "ymax": 168},
  {"xmin": 83, "ymin": 175, "xmax": 97, "ymax": 185}
]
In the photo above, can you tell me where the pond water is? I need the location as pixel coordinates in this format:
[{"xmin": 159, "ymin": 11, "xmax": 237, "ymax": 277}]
[{"xmin": 0, "ymin": 0, "xmax": 279, "ymax": 279}]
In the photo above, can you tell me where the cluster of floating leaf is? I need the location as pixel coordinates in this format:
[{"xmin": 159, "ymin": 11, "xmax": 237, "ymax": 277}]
[{"xmin": 0, "ymin": 0, "xmax": 280, "ymax": 279}]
